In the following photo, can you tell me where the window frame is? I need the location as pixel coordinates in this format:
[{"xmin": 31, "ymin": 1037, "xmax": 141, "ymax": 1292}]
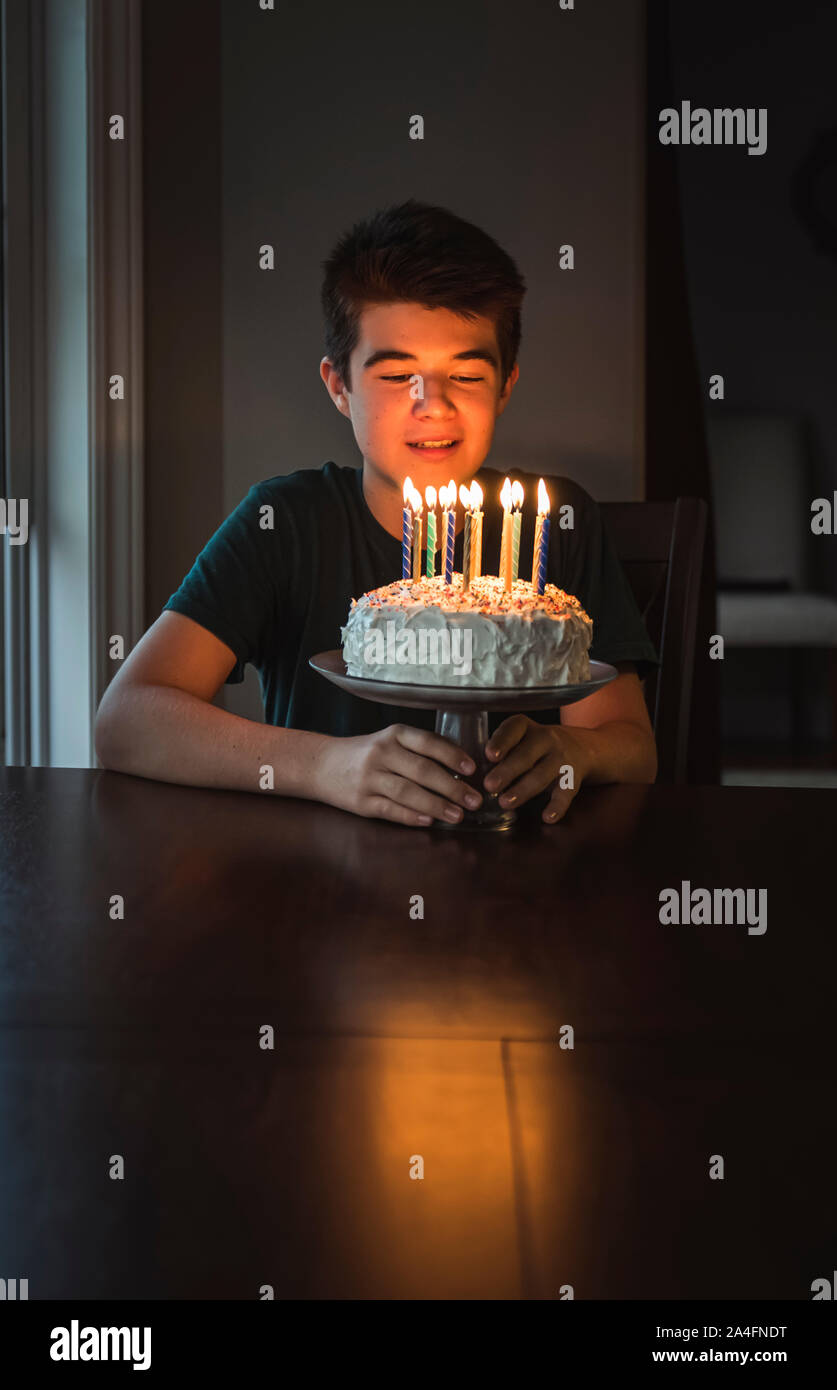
[{"xmin": 1, "ymin": 0, "xmax": 144, "ymax": 767}]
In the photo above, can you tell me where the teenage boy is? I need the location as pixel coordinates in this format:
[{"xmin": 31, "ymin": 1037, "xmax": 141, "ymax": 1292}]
[{"xmin": 95, "ymin": 200, "xmax": 660, "ymax": 826}]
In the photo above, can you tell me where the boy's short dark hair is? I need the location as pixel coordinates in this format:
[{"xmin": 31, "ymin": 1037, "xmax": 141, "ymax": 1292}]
[{"xmin": 321, "ymin": 199, "xmax": 527, "ymax": 393}]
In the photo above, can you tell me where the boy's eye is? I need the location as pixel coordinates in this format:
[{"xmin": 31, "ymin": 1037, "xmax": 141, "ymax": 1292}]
[{"xmin": 379, "ymin": 374, "xmax": 484, "ymax": 383}]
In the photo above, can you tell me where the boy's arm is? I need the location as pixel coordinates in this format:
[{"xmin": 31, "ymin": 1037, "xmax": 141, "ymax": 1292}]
[
  {"xmin": 556, "ymin": 661, "xmax": 658, "ymax": 784},
  {"xmin": 94, "ymin": 611, "xmax": 481, "ymax": 826},
  {"xmin": 94, "ymin": 612, "xmax": 329, "ymax": 797}
]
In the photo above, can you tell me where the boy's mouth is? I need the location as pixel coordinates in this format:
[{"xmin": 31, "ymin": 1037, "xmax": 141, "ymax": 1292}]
[{"xmin": 406, "ymin": 439, "xmax": 461, "ymax": 458}]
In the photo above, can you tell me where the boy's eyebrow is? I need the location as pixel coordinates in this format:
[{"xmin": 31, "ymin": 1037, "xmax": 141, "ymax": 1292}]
[{"xmin": 362, "ymin": 347, "xmax": 499, "ymax": 370}]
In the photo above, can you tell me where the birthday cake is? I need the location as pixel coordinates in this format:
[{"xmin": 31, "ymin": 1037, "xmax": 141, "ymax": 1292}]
[{"xmin": 340, "ymin": 574, "xmax": 593, "ymax": 688}]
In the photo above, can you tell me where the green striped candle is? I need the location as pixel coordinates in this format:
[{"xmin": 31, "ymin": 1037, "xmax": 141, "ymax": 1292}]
[{"xmin": 425, "ymin": 485, "xmax": 437, "ymax": 577}]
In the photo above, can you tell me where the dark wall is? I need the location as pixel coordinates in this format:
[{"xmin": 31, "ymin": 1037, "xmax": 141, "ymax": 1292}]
[
  {"xmin": 644, "ymin": 1, "xmax": 721, "ymax": 782},
  {"xmin": 142, "ymin": 0, "xmax": 223, "ymax": 626},
  {"xmin": 669, "ymin": 0, "xmax": 837, "ymax": 748},
  {"xmin": 220, "ymin": 0, "xmax": 646, "ymax": 509},
  {"xmin": 671, "ymin": 0, "xmax": 837, "ymax": 602}
]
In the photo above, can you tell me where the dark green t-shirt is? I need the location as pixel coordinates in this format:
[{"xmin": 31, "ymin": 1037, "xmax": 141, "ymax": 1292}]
[{"xmin": 162, "ymin": 461, "xmax": 660, "ymax": 736}]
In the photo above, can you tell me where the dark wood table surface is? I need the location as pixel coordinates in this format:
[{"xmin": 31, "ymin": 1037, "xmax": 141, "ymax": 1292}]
[{"xmin": 1, "ymin": 766, "xmax": 834, "ymax": 1300}]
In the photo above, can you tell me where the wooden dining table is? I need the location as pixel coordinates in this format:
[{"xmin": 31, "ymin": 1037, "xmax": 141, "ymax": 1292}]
[{"xmin": 0, "ymin": 765, "xmax": 834, "ymax": 1300}]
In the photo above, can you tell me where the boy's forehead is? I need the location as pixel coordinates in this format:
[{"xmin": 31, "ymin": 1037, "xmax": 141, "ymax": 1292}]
[{"xmin": 353, "ymin": 301, "xmax": 499, "ymax": 362}]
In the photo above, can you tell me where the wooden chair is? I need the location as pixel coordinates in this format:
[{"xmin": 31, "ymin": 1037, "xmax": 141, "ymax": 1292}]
[{"xmin": 600, "ymin": 497, "xmax": 708, "ymax": 784}]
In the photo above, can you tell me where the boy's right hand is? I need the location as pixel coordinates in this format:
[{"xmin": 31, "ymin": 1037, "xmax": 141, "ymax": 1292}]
[{"xmin": 315, "ymin": 724, "xmax": 484, "ymax": 827}]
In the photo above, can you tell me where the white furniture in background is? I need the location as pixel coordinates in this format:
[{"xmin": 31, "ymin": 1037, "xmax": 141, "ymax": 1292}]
[{"xmin": 706, "ymin": 412, "xmax": 837, "ymax": 760}]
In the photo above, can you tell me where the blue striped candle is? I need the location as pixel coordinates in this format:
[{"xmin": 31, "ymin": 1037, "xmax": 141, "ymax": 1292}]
[
  {"xmin": 536, "ymin": 514, "xmax": 550, "ymax": 595},
  {"xmin": 402, "ymin": 478, "xmax": 414, "ymax": 580},
  {"xmin": 443, "ymin": 487, "xmax": 455, "ymax": 583},
  {"xmin": 402, "ymin": 504, "xmax": 413, "ymax": 580},
  {"xmin": 532, "ymin": 478, "xmax": 551, "ymax": 596}
]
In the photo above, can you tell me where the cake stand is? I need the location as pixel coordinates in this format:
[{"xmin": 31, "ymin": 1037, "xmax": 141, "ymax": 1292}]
[{"xmin": 309, "ymin": 650, "xmax": 619, "ymax": 831}]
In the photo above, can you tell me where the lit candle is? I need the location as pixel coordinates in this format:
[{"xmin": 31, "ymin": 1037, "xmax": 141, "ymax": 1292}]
[
  {"xmin": 402, "ymin": 477, "xmax": 414, "ymax": 581},
  {"xmin": 511, "ymin": 480, "xmax": 524, "ymax": 583},
  {"xmin": 499, "ymin": 477, "xmax": 513, "ymax": 592},
  {"xmin": 425, "ymin": 485, "xmax": 437, "ymax": 578},
  {"xmin": 459, "ymin": 483, "xmax": 472, "ymax": 591},
  {"xmin": 531, "ymin": 477, "xmax": 551, "ymax": 595},
  {"xmin": 411, "ymin": 485, "xmax": 423, "ymax": 582},
  {"xmin": 470, "ymin": 480, "xmax": 484, "ymax": 579},
  {"xmin": 442, "ymin": 481, "xmax": 455, "ymax": 584}
]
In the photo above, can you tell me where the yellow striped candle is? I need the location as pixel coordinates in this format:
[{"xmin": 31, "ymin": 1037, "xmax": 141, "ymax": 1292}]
[
  {"xmin": 511, "ymin": 480, "xmax": 524, "ymax": 583},
  {"xmin": 499, "ymin": 477, "xmax": 513, "ymax": 592},
  {"xmin": 470, "ymin": 480, "xmax": 484, "ymax": 578},
  {"xmin": 531, "ymin": 515, "xmax": 542, "ymax": 588}
]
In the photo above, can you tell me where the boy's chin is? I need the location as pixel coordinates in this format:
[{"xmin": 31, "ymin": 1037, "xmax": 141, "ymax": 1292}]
[{"xmin": 366, "ymin": 448, "xmax": 482, "ymax": 487}]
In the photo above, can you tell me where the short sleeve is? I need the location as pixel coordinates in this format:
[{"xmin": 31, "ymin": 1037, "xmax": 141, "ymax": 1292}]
[
  {"xmin": 552, "ymin": 479, "xmax": 662, "ymax": 681},
  {"xmin": 162, "ymin": 483, "xmax": 279, "ymax": 684}
]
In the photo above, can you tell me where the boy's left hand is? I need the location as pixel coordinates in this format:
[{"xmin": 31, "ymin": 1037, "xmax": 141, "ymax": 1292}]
[{"xmin": 483, "ymin": 716, "xmax": 590, "ymax": 823}]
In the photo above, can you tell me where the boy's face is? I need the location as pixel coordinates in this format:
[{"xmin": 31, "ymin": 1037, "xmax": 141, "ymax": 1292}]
[{"xmin": 320, "ymin": 301, "xmax": 519, "ymax": 498}]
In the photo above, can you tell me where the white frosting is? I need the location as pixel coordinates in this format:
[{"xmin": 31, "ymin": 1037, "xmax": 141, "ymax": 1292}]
[{"xmin": 341, "ymin": 574, "xmax": 593, "ymax": 687}]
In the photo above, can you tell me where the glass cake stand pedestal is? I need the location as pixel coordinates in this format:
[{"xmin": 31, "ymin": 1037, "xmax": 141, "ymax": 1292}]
[{"xmin": 309, "ymin": 651, "xmax": 618, "ymax": 832}]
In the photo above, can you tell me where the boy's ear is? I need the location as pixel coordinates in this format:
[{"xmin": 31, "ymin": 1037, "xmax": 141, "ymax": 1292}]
[
  {"xmin": 320, "ymin": 356, "xmax": 351, "ymax": 418},
  {"xmin": 497, "ymin": 361, "xmax": 520, "ymax": 412}
]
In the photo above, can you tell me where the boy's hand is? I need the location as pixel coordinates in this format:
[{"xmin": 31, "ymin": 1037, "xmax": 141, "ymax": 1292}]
[
  {"xmin": 316, "ymin": 724, "xmax": 483, "ymax": 827},
  {"xmin": 484, "ymin": 716, "xmax": 590, "ymax": 823}
]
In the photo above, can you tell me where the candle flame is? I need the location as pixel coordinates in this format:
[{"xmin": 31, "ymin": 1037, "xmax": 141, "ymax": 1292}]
[
  {"xmin": 411, "ymin": 484, "xmax": 423, "ymax": 514},
  {"xmin": 458, "ymin": 483, "xmax": 472, "ymax": 510},
  {"xmin": 537, "ymin": 477, "xmax": 550, "ymax": 515},
  {"xmin": 511, "ymin": 480, "xmax": 524, "ymax": 510},
  {"xmin": 470, "ymin": 480, "xmax": 483, "ymax": 510},
  {"xmin": 425, "ymin": 484, "xmax": 437, "ymax": 509},
  {"xmin": 403, "ymin": 476, "xmax": 413, "ymax": 505},
  {"xmin": 500, "ymin": 477, "xmax": 512, "ymax": 511}
]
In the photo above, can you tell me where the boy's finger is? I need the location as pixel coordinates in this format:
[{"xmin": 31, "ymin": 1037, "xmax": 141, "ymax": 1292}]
[
  {"xmin": 366, "ymin": 794, "xmax": 435, "ymax": 828},
  {"xmin": 484, "ymin": 742, "xmax": 546, "ymax": 794},
  {"xmin": 376, "ymin": 772, "xmax": 468, "ymax": 824},
  {"xmin": 485, "ymin": 714, "xmax": 528, "ymax": 762},
  {"xmin": 389, "ymin": 746, "xmax": 482, "ymax": 810},
  {"xmin": 393, "ymin": 723, "xmax": 476, "ymax": 775},
  {"xmin": 543, "ymin": 786, "xmax": 575, "ymax": 823},
  {"xmin": 495, "ymin": 758, "xmax": 563, "ymax": 808}
]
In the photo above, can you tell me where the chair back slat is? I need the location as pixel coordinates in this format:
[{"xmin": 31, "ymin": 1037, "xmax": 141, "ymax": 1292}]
[{"xmin": 600, "ymin": 498, "xmax": 708, "ymax": 783}]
